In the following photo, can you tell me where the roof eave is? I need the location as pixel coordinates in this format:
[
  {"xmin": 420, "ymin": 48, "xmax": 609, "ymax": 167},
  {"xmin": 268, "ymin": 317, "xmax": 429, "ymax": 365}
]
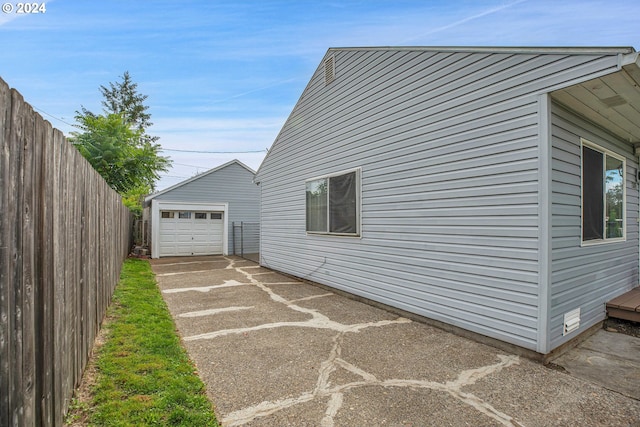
[
  {"xmin": 327, "ymin": 46, "xmax": 636, "ymax": 56},
  {"xmin": 621, "ymin": 51, "xmax": 640, "ymax": 86}
]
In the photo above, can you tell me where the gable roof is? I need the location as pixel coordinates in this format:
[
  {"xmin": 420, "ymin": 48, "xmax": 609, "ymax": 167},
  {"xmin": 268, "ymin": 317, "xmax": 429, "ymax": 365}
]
[
  {"xmin": 256, "ymin": 46, "xmax": 640, "ymax": 179},
  {"xmin": 145, "ymin": 159, "xmax": 255, "ymax": 202}
]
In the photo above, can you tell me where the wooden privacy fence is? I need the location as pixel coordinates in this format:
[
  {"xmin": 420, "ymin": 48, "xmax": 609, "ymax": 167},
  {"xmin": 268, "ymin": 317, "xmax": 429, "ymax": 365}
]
[{"xmin": 0, "ymin": 78, "xmax": 133, "ymax": 426}]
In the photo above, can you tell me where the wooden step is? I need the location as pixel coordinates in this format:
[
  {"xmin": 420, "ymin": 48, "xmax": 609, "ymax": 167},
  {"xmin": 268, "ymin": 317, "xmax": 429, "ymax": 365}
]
[{"xmin": 606, "ymin": 287, "xmax": 640, "ymax": 322}]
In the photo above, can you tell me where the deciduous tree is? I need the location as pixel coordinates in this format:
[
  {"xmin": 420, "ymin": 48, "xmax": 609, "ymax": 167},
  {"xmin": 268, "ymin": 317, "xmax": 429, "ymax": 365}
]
[{"xmin": 70, "ymin": 72, "xmax": 171, "ymax": 215}]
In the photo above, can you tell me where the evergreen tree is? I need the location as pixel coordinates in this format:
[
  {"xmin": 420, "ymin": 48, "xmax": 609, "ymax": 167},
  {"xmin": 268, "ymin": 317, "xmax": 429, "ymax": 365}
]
[
  {"xmin": 100, "ymin": 71, "xmax": 153, "ymax": 134},
  {"xmin": 71, "ymin": 72, "xmax": 171, "ymax": 213}
]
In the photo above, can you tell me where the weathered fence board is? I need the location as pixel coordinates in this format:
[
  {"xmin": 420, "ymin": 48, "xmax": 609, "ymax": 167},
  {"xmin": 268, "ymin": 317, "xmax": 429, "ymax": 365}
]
[
  {"xmin": 0, "ymin": 73, "xmax": 13, "ymax": 427},
  {"xmin": 0, "ymin": 77, "xmax": 133, "ymax": 426}
]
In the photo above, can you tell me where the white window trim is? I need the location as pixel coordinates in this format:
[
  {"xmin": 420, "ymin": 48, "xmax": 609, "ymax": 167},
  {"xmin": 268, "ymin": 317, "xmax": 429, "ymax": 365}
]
[
  {"xmin": 305, "ymin": 167, "xmax": 362, "ymax": 237},
  {"xmin": 580, "ymin": 138, "xmax": 626, "ymax": 246}
]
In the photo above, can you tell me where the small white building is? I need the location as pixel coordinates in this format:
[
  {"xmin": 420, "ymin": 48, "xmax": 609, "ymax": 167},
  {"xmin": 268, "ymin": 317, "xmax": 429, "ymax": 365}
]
[{"xmin": 145, "ymin": 159, "xmax": 259, "ymax": 258}]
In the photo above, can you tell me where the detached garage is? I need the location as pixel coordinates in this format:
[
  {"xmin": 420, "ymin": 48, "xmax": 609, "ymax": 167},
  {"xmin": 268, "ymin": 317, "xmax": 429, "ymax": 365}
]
[{"xmin": 145, "ymin": 159, "xmax": 259, "ymax": 258}]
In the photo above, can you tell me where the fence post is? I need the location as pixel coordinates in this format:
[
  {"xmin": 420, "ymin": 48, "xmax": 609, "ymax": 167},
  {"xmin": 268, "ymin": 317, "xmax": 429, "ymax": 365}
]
[
  {"xmin": 240, "ymin": 221, "xmax": 244, "ymax": 258},
  {"xmin": 232, "ymin": 222, "xmax": 235, "ymax": 256}
]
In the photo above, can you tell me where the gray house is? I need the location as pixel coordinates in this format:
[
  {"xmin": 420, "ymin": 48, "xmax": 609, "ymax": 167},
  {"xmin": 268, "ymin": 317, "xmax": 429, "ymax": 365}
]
[
  {"xmin": 255, "ymin": 46, "xmax": 640, "ymax": 355},
  {"xmin": 145, "ymin": 159, "xmax": 259, "ymax": 258}
]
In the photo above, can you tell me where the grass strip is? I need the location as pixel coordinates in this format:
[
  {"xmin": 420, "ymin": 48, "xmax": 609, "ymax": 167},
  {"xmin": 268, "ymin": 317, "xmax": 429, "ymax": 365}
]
[{"xmin": 69, "ymin": 258, "xmax": 218, "ymax": 426}]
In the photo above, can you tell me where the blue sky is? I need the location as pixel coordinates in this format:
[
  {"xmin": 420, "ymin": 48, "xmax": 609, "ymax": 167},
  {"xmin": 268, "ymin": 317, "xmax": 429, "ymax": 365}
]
[{"xmin": 2, "ymin": 0, "xmax": 639, "ymax": 191}]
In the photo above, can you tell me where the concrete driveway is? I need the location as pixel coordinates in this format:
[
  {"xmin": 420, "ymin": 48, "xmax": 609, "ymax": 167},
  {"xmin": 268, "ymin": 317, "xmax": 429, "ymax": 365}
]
[{"xmin": 150, "ymin": 256, "xmax": 639, "ymax": 427}]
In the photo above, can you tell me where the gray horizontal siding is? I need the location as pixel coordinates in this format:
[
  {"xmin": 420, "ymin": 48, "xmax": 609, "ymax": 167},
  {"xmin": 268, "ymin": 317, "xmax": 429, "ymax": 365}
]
[
  {"xmin": 550, "ymin": 103, "xmax": 639, "ymax": 350},
  {"xmin": 258, "ymin": 49, "xmax": 623, "ymax": 351},
  {"xmin": 154, "ymin": 162, "xmax": 260, "ymax": 252}
]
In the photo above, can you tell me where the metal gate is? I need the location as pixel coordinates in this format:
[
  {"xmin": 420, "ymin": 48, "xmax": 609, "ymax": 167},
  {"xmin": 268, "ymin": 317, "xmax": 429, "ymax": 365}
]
[{"xmin": 232, "ymin": 221, "xmax": 259, "ymax": 261}]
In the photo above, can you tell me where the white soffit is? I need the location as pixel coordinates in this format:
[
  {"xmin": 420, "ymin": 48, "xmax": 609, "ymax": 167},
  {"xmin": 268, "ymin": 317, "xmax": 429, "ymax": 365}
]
[{"xmin": 551, "ymin": 57, "xmax": 640, "ymax": 143}]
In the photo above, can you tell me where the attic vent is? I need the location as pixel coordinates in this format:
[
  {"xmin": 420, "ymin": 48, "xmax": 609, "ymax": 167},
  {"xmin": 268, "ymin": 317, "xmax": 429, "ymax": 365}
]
[
  {"xmin": 601, "ymin": 95, "xmax": 627, "ymax": 108},
  {"xmin": 563, "ymin": 308, "xmax": 581, "ymax": 336},
  {"xmin": 324, "ymin": 55, "xmax": 335, "ymax": 86}
]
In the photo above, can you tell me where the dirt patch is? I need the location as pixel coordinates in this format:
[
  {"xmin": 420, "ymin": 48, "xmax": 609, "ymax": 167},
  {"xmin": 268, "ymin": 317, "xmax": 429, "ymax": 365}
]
[
  {"xmin": 604, "ymin": 318, "xmax": 640, "ymax": 338},
  {"xmin": 65, "ymin": 317, "xmax": 111, "ymax": 426}
]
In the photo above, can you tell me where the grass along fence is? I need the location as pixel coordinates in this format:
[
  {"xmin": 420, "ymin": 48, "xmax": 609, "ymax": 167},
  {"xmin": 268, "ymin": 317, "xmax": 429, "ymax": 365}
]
[
  {"xmin": 66, "ymin": 259, "xmax": 218, "ymax": 426},
  {"xmin": 0, "ymin": 77, "xmax": 133, "ymax": 426}
]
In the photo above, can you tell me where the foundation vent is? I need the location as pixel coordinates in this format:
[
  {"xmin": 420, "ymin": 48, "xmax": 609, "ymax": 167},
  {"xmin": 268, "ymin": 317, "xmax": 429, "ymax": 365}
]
[
  {"xmin": 563, "ymin": 308, "xmax": 581, "ymax": 336},
  {"xmin": 324, "ymin": 55, "xmax": 335, "ymax": 86}
]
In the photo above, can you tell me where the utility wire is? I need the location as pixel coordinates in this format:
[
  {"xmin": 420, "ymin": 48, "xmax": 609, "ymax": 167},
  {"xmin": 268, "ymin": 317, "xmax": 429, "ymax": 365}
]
[
  {"xmin": 30, "ymin": 107, "xmax": 270, "ymax": 156},
  {"xmin": 159, "ymin": 148, "xmax": 267, "ymax": 154},
  {"xmin": 32, "ymin": 106, "xmax": 76, "ymax": 128}
]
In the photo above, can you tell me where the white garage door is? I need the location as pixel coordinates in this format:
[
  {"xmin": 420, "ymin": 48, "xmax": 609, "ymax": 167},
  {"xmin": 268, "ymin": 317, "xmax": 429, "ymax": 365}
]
[{"xmin": 159, "ymin": 211, "xmax": 224, "ymax": 257}]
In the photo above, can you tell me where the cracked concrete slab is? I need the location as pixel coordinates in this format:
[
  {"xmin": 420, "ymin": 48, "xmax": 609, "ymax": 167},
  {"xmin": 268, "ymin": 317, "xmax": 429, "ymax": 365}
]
[
  {"xmin": 340, "ymin": 322, "xmax": 502, "ymax": 383},
  {"xmin": 151, "ymin": 255, "xmax": 640, "ymax": 427},
  {"xmin": 550, "ymin": 329, "xmax": 640, "ymax": 400}
]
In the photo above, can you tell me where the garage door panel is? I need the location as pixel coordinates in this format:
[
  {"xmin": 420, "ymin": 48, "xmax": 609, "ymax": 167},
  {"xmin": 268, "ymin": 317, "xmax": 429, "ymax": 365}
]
[
  {"xmin": 159, "ymin": 210, "xmax": 224, "ymax": 257},
  {"xmin": 176, "ymin": 223, "xmax": 194, "ymax": 232}
]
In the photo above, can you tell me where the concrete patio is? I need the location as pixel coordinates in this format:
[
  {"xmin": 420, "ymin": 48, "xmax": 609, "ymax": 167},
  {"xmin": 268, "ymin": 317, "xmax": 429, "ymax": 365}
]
[{"xmin": 150, "ymin": 255, "xmax": 639, "ymax": 427}]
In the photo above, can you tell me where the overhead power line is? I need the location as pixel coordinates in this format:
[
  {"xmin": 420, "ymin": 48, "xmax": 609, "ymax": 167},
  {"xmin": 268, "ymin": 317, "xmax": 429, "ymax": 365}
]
[
  {"xmin": 160, "ymin": 148, "xmax": 267, "ymax": 154},
  {"xmin": 32, "ymin": 106, "xmax": 76, "ymax": 128}
]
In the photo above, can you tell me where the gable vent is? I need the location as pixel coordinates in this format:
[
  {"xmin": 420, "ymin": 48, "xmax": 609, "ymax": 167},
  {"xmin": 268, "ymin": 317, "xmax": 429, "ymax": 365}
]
[{"xmin": 324, "ymin": 55, "xmax": 335, "ymax": 86}]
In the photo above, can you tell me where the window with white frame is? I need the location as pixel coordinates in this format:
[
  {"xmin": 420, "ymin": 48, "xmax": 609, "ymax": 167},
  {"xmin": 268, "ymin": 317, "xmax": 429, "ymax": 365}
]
[
  {"xmin": 306, "ymin": 169, "xmax": 360, "ymax": 236},
  {"xmin": 581, "ymin": 139, "xmax": 625, "ymax": 243}
]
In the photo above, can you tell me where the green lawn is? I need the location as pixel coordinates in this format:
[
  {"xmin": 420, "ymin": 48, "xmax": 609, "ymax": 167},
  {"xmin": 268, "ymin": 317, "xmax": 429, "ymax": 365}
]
[{"xmin": 67, "ymin": 258, "xmax": 218, "ymax": 426}]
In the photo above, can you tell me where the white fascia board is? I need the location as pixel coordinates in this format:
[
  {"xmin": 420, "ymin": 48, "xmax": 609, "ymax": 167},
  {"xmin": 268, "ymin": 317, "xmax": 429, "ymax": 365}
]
[
  {"xmin": 621, "ymin": 52, "xmax": 640, "ymax": 86},
  {"xmin": 155, "ymin": 201, "xmax": 228, "ymax": 211}
]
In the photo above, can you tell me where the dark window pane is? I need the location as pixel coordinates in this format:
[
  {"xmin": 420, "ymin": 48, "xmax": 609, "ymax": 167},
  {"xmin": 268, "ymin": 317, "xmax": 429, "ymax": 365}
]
[
  {"xmin": 329, "ymin": 172, "xmax": 357, "ymax": 234},
  {"xmin": 583, "ymin": 146, "xmax": 603, "ymax": 241},
  {"xmin": 211, "ymin": 212, "xmax": 223, "ymax": 220},
  {"xmin": 195, "ymin": 212, "xmax": 207, "ymax": 219}
]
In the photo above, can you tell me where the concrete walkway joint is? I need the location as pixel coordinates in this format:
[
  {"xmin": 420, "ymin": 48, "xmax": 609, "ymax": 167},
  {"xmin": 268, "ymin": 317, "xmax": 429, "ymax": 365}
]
[{"xmin": 151, "ymin": 256, "xmax": 640, "ymax": 427}]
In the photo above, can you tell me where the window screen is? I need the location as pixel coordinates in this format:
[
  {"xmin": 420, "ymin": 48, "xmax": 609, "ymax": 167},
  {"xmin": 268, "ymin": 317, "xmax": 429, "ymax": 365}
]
[
  {"xmin": 582, "ymin": 141, "xmax": 625, "ymax": 243},
  {"xmin": 582, "ymin": 146, "xmax": 604, "ymax": 241},
  {"xmin": 306, "ymin": 169, "xmax": 359, "ymax": 236},
  {"xmin": 329, "ymin": 171, "xmax": 357, "ymax": 233}
]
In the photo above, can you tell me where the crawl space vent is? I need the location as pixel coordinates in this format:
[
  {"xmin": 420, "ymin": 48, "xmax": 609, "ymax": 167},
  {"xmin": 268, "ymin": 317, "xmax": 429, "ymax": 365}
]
[
  {"xmin": 324, "ymin": 55, "xmax": 335, "ymax": 86},
  {"xmin": 563, "ymin": 308, "xmax": 580, "ymax": 336}
]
